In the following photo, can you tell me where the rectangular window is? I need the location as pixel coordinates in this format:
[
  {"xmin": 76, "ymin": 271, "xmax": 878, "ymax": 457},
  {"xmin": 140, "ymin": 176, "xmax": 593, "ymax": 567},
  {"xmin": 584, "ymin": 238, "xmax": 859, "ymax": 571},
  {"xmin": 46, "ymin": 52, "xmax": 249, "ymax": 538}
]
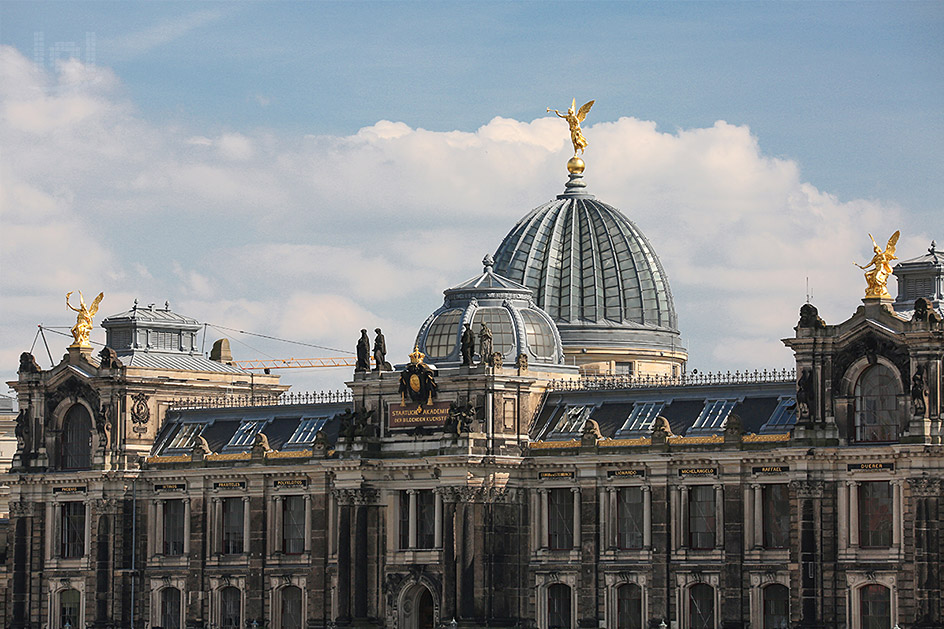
[
  {"xmin": 688, "ymin": 486, "xmax": 716, "ymax": 550},
  {"xmin": 222, "ymin": 498, "xmax": 244, "ymax": 554},
  {"xmin": 167, "ymin": 423, "xmax": 204, "ymax": 450},
  {"xmin": 555, "ymin": 406, "xmax": 592, "ymax": 434},
  {"xmin": 617, "ymin": 487, "xmax": 644, "ymax": 549},
  {"xmin": 282, "ymin": 496, "xmax": 305, "ymax": 554},
  {"xmin": 163, "ymin": 499, "xmax": 185, "ymax": 555},
  {"xmin": 762, "ymin": 484, "xmax": 790, "ymax": 549},
  {"xmin": 761, "ymin": 398, "xmax": 797, "ymax": 433},
  {"xmin": 60, "ymin": 502, "xmax": 85, "ymax": 558},
  {"xmin": 398, "ymin": 490, "xmax": 436, "ymax": 550},
  {"xmin": 618, "ymin": 402, "xmax": 665, "ymax": 433},
  {"xmin": 548, "ymin": 488, "xmax": 574, "ymax": 550},
  {"xmin": 416, "ymin": 491, "xmax": 436, "ymax": 549},
  {"xmin": 859, "ymin": 481, "xmax": 893, "ymax": 548}
]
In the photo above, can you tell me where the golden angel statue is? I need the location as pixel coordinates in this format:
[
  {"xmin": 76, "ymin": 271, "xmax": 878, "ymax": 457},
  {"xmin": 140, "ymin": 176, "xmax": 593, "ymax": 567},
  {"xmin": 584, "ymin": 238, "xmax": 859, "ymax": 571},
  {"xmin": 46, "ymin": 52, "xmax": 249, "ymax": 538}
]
[
  {"xmin": 66, "ymin": 290, "xmax": 104, "ymax": 348},
  {"xmin": 855, "ymin": 231, "xmax": 900, "ymax": 298},
  {"xmin": 548, "ymin": 98, "xmax": 594, "ymax": 156}
]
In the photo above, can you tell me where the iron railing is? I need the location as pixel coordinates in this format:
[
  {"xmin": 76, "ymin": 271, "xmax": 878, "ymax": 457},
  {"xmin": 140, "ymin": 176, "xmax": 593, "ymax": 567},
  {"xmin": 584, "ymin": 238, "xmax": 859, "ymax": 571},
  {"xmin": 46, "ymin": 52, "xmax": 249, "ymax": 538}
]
[
  {"xmin": 548, "ymin": 368, "xmax": 796, "ymax": 392},
  {"xmin": 168, "ymin": 389, "xmax": 354, "ymax": 410}
]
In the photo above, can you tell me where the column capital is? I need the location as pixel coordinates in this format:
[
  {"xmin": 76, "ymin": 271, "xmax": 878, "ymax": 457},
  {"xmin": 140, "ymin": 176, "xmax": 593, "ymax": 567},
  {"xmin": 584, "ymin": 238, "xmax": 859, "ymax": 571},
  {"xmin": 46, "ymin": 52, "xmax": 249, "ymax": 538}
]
[
  {"xmin": 713, "ymin": 484, "xmax": 723, "ymax": 491},
  {"xmin": 846, "ymin": 480, "xmax": 860, "ymax": 488},
  {"xmin": 570, "ymin": 486, "xmax": 581, "ymax": 494},
  {"xmin": 211, "ymin": 497, "xmax": 222, "ymax": 504},
  {"xmin": 908, "ymin": 477, "xmax": 942, "ymax": 496},
  {"xmin": 302, "ymin": 494, "xmax": 311, "ymax": 503},
  {"xmin": 273, "ymin": 495, "xmax": 283, "ymax": 502},
  {"xmin": 242, "ymin": 495, "xmax": 251, "ymax": 503},
  {"xmin": 641, "ymin": 485, "xmax": 651, "ymax": 493},
  {"xmin": 537, "ymin": 488, "xmax": 549, "ymax": 496},
  {"xmin": 750, "ymin": 483, "xmax": 762, "ymax": 491},
  {"xmin": 406, "ymin": 488, "xmax": 418, "ymax": 496},
  {"xmin": 606, "ymin": 486, "xmax": 617, "ymax": 494}
]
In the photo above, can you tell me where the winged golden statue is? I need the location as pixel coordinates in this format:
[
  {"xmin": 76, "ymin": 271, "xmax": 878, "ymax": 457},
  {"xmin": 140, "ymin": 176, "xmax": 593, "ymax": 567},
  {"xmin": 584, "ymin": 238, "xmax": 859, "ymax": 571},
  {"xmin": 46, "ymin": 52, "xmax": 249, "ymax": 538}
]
[
  {"xmin": 548, "ymin": 98, "xmax": 595, "ymax": 156},
  {"xmin": 66, "ymin": 290, "xmax": 104, "ymax": 348},
  {"xmin": 855, "ymin": 231, "xmax": 900, "ymax": 298}
]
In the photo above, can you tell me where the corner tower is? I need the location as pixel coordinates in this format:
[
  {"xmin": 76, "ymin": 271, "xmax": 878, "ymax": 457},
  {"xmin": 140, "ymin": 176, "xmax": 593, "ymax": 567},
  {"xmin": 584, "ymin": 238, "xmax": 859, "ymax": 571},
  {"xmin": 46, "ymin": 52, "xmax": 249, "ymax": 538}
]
[{"xmin": 493, "ymin": 163, "xmax": 687, "ymax": 377}]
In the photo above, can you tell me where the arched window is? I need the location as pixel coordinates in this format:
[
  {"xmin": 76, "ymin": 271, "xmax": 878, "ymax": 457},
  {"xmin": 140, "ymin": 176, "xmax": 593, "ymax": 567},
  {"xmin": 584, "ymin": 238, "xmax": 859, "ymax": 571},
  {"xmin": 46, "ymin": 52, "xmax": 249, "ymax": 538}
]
[
  {"xmin": 689, "ymin": 583, "xmax": 714, "ymax": 629},
  {"xmin": 59, "ymin": 588, "xmax": 80, "ymax": 628},
  {"xmin": 61, "ymin": 404, "xmax": 92, "ymax": 470},
  {"xmin": 547, "ymin": 583, "xmax": 571, "ymax": 629},
  {"xmin": 859, "ymin": 584, "xmax": 891, "ymax": 629},
  {"xmin": 280, "ymin": 586, "xmax": 302, "ymax": 629},
  {"xmin": 220, "ymin": 587, "xmax": 241, "ymax": 629},
  {"xmin": 160, "ymin": 587, "xmax": 181, "ymax": 629},
  {"xmin": 616, "ymin": 583, "xmax": 643, "ymax": 629},
  {"xmin": 762, "ymin": 584, "xmax": 789, "ymax": 629},
  {"xmin": 854, "ymin": 365, "xmax": 899, "ymax": 442}
]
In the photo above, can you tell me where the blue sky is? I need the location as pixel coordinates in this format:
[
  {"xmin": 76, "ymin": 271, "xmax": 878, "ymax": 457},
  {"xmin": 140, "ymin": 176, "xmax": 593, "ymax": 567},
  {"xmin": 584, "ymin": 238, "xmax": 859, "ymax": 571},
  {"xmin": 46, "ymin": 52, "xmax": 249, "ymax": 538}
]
[{"xmin": 2, "ymin": 1, "xmax": 942, "ymax": 392}]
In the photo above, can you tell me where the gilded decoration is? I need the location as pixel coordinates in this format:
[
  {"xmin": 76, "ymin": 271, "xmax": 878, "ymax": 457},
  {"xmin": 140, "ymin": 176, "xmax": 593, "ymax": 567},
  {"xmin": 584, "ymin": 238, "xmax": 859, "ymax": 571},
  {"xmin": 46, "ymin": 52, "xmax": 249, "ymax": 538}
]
[
  {"xmin": 66, "ymin": 290, "xmax": 103, "ymax": 348},
  {"xmin": 548, "ymin": 98, "xmax": 594, "ymax": 157},
  {"xmin": 855, "ymin": 231, "xmax": 899, "ymax": 298}
]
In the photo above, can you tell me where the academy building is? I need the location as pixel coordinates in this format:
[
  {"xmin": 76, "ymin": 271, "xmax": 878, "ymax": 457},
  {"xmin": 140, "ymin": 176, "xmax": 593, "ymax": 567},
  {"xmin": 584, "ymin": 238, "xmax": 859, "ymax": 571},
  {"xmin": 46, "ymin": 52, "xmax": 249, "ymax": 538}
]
[{"xmin": 1, "ymin": 147, "xmax": 943, "ymax": 629}]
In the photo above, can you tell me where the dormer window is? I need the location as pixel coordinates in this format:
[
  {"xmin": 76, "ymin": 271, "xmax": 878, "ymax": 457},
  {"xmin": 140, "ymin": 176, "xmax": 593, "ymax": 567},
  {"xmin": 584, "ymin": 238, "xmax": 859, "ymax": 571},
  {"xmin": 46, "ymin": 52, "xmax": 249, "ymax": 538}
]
[
  {"xmin": 554, "ymin": 405, "xmax": 593, "ymax": 435},
  {"xmin": 226, "ymin": 420, "xmax": 268, "ymax": 450},
  {"xmin": 617, "ymin": 401, "xmax": 665, "ymax": 434},
  {"xmin": 284, "ymin": 416, "xmax": 330, "ymax": 448},
  {"xmin": 690, "ymin": 399, "xmax": 738, "ymax": 433},
  {"xmin": 166, "ymin": 423, "xmax": 205, "ymax": 450},
  {"xmin": 760, "ymin": 397, "xmax": 797, "ymax": 434}
]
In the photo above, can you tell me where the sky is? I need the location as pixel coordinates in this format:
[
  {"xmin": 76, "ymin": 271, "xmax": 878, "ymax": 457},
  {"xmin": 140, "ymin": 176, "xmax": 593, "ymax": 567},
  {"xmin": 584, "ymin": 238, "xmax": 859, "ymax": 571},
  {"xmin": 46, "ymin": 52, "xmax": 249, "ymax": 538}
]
[{"xmin": 1, "ymin": 1, "xmax": 942, "ymax": 395}]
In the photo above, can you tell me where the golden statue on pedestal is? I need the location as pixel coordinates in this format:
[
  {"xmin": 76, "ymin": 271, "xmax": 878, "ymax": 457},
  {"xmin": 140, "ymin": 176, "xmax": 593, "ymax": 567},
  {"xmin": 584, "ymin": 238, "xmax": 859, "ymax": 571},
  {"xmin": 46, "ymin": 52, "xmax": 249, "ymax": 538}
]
[
  {"xmin": 855, "ymin": 231, "xmax": 899, "ymax": 298},
  {"xmin": 66, "ymin": 290, "xmax": 104, "ymax": 348},
  {"xmin": 548, "ymin": 98, "xmax": 595, "ymax": 156}
]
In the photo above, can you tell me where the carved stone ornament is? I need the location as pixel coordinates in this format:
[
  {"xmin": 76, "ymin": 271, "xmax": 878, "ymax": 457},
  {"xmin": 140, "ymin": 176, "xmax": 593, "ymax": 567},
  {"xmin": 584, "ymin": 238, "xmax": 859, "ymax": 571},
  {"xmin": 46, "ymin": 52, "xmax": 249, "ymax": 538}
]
[
  {"xmin": 131, "ymin": 392, "xmax": 150, "ymax": 434},
  {"xmin": 10, "ymin": 501, "xmax": 35, "ymax": 517},
  {"xmin": 18, "ymin": 352, "xmax": 41, "ymax": 374},
  {"xmin": 908, "ymin": 477, "xmax": 942, "ymax": 497},
  {"xmin": 676, "ymin": 572, "xmax": 720, "ymax": 587},
  {"xmin": 98, "ymin": 346, "xmax": 123, "ymax": 369},
  {"xmin": 516, "ymin": 352, "xmax": 529, "ymax": 371},
  {"xmin": 581, "ymin": 418, "xmax": 604, "ymax": 445},
  {"xmin": 797, "ymin": 303, "xmax": 826, "ymax": 329},
  {"xmin": 796, "ymin": 369, "xmax": 813, "ymax": 420},
  {"xmin": 47, "ymin": 377, "xmax": 100, "ymax": 427},
  {"xmin": 454, "ymin": 486, "xmax": 511, "ymax": 504},
  {"xmin": 911, "ymin": 365, "xmax": 929, "ymax": 417},
  {"xmin": 92, "ymin": 498, "xmax": 119, "ymax": 515},
  {"xmin": 332, "ymin": 487, "xmax": 380, "ymax": 506},
  {"xmin": 790, "ymin": 480, "xmax": 825, "ymax": 499}
]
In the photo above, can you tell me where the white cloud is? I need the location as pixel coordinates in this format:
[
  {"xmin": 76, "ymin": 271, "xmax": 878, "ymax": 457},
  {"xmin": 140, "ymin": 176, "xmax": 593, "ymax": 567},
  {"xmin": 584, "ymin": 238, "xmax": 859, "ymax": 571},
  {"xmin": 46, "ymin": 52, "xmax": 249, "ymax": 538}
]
[
  {"xmin": 101, "ymin": 10, "xmax": 225, "ymax": 58},
  {"xmin": 1, "ymin": 46, "xmax": 931, "ymax": 393}
]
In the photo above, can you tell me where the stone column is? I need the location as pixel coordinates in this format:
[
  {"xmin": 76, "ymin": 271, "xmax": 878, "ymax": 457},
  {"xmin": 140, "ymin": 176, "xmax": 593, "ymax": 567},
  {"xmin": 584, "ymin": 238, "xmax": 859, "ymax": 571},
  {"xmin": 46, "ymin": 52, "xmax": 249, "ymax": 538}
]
[
  {"xmin": 599, "ymin": 488, "xmax": 608, "ymax": 550},
  {"xmin": 608, "ymin": 488, "xmax": 618, "ymax": 549},
  {"xmin": 336, "ymin": 495, "xmax": 351, "ymax": 622},
  {"xmin": 155, "ymin": 499, "xmax": 165, "ymax": 555},
  {"xmin": 752, "ymin": 484, "xmax": 763, "ymax": 549},
  {"xmin": 46, "ymin": 502, "xmax": 56, "ymax": 560},
  {"xmin": 848, "ymin": 481, "xmax": 860, "ymax": 548},
  {"xmin": 539, "ymin": 489, "xmax": 549, "ymax": 549},
  {"xmin": 680, "ymin": 486, "xmax": 690, "ymax": 549},
  {"xmin": 441, "ymin": 490, "xmax": 457, "ymax": 620},
  {"xmin": 183, "ymin": 498, "xmax": 191, "ymax": 555},
  {"xmin": 571, "ymin": 487, "xmax": 581, "ymax": 549},
  {"xmin": 353, "ymin": 501, "xmax": 369, "ymax": 618},
  {"xmin": 837, "ymin": 481, "xmax": 848, "ymax": 551},
  {"xmin": 529, "ymin": 490, "xmax": 539, "ymax": 552},
  {"xmin": 303, "ymin": 495, "xmax": 312, "ymax": 553},
  {"xmin": 84, "ymin": 498, "xmax": 92, "ymax": 558},
  {"xmin": 670, "ymin": 486, "xmax": 679, "ymax": 551},
  {"xmin": 743, "ymin": 485, "xmax": 754, "ymax": 549},
  {"xmin": 147, "ymin": 500, "xmax": 157, "ymax": 557},
  {"xmin": 434, "ymin": 491, "xmax": 443, "ymax": 548},
  {"xmin": 242, "ymin": 496, "xmax": 251, "ymax": 554},
  {"xmin": 892, "ymin": 480, "xmax": 902, "ymax": 549},
  {"xmin": 273, "ymin": 496, "xmax": 283, "ymax": 554},
  {"xmin": 408, "ymin": 489, "xmax": 418, "ymax": 549},
  {"xmin": 211, "ymin": 497, "xmax": 222, "ymax": 555},
  {"xmin": 642, "ymin": 486, "xmax": 652, "ymax": 549},
  {"xmin": 714, "ymin": 484, "xmax": 724, "ymax": 549}
]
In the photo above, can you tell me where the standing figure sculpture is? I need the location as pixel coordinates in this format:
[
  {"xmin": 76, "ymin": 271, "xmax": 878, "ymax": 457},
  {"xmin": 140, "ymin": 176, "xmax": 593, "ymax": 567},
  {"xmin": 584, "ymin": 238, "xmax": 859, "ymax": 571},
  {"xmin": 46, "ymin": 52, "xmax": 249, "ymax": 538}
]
[
  {"xmin": 66, "ymin": 291, "xmax": 104, "ymax": 348},
  {"xmin": 548, "ymin": 98, "xmax": 595, "ymax": 156},
  {"xmin": 460, "ymin": 323, "xmax": 475, "ymax": 366},
  {"xmin": 372, "ymin": 328, "xmax": 391, "ymax": 371},
  {"xmin": 355, "ymin": 329, "xmax": 371, "ymax": 372},
  {"xmin": 854, "ymin": 231, "xmax": 900, "ymax": 298},
  {"xmin": 479, "ymin": 322, "xmax": 493, "ymax": 364}
]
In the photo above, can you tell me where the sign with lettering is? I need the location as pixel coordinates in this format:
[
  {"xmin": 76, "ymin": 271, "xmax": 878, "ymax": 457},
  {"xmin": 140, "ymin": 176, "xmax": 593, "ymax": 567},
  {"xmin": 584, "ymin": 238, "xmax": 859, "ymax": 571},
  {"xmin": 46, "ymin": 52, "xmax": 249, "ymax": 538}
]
[
  {"xmin": 389, "ymin": 401, "xmax": 451, "ymax": 429},
  {"xmin": 274, "ymin": 479, "xmax": 308, "ymax": 488},
  {"xmin": 154, "ymin": 483, "xmax": 186, "ymax": 492},
  {"xmin": 539, "ymin": 471, "xmax": 575, "ymax": 479},
  {"xmin": 53, "ymin": 486, "xmax": 86, "ymax": 494},
  {"xmin": 607, "ymin": 469, "xmax": 646, "ymax": 478},
  {"xmin": 752, "ymin": 466, "xmax": 789, "ymax": 475},
  {"xmin": 847, "ymin": 463, "xmax": 895, "ymax": 472},
  {"xmin": 678, "ymin": 467, "xmax": 717, "ymax": 477},
  {"xmin": 214, "ymin": 481, "xmax": 247, "ymax": 490}
]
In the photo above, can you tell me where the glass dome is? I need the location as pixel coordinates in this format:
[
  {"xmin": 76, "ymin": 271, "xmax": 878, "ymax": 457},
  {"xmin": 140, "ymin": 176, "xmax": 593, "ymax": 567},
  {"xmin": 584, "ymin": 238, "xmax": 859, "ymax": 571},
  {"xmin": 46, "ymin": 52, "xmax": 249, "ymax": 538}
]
[{"xmin": 415, "ymin": 256, "xmax": 564, "ymax": 367}]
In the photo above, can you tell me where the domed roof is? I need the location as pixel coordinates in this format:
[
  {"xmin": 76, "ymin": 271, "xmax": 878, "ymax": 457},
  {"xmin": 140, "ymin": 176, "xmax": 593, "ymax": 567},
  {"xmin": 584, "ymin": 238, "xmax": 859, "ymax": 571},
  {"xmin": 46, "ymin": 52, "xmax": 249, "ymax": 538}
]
[
  {"xmin": 493, "ymin": 171, "xmax": 682, "ymax": 352},
  {"xmin": 414, "ymin": 256, "xmax": 564, "ymax": 367}
]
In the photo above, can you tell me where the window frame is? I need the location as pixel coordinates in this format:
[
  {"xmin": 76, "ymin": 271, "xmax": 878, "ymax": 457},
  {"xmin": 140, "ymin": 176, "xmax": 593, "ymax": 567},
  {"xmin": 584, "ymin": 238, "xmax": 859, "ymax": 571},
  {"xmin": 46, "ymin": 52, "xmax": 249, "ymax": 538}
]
[
  {"xmin": 858, "ymin": 481, "xmax": 893, "ymax": 549},
  {"xmin": 221, "ymin": 497, "xmax": 246, "ymax": 555},
  {"xmin": 60, "ymin": 501, "xmax": 86, "ymax": 559},
  {"xmin": 617, "ymin": 401, "xmax": 665, "ymax": 434},
  {"xmin": 762, "ymin": 484, "xmax": 790, "ymax": 550},
  {"xmin": 281, "ymin": 495, "xmax": 306, "ymax": 555},
  {"xmin": 853, "ymin": 364, "xmax": 900, "ymax": 443},
  {"xmin": 162, "ymin": 498, "xmax": 186, "ymax": 556},
  {"xmin": 687, "ymin": 485, "xmax": 716, "ymax": 550}
]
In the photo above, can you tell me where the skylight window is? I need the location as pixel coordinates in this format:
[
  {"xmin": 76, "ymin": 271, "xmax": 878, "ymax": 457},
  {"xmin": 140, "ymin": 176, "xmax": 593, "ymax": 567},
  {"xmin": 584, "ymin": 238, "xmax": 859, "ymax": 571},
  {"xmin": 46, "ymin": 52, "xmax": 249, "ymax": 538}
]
[
  {"xmin": 285, "ymin": 416, "xmax": 330, "ymax": 447},
  {"xmin": 166, "ymin": 423, "xmax": 205, "ymax": 450},
  {"xmin": 618, "ymin": 401, "xmax": 665, "ymax": 433},
  {"xmin": 690, "ymin": 400, "xmax": 738, "ymax": 433},
  {"xmin": 554, "ymin": 405, "xmax": 593, "ymax": 434},
  {"xmin": 226, "ymin": 419, "xmax": 268, "ymax": 449},
  {"xmin": 760, "ymin": 397, "xmax": 797, "ymax": 434}
]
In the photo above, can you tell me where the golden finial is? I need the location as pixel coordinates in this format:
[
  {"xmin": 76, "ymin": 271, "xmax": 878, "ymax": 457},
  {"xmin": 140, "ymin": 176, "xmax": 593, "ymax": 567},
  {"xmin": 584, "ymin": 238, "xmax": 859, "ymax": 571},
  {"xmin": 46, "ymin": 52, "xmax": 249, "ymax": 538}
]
[
  {"xmin": 548, "ymin": 98, "xmax": 595, "ymax": 170},
  {"xmin": 66, "ymin": 290, "xmax": 104, "ymax": 348},
  {"xmin": 854, "ymin": 230, "xmax": 900, "ymax": 298},
  {"xmin": 409, "ymin": 345, "xmax": 426, "ymax": 365}
]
